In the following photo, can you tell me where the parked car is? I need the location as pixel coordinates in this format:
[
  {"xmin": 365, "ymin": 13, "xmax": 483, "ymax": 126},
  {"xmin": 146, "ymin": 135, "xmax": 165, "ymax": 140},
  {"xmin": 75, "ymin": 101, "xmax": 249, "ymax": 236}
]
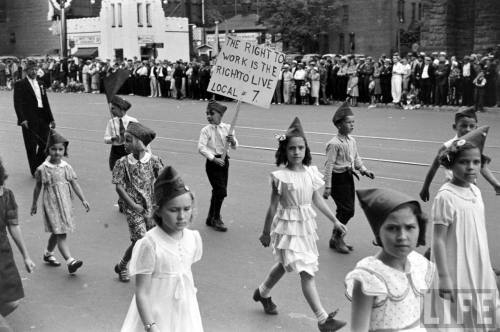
[
  {"xmin": 321, "ymin": 53, "xmax": 338, "ymax": 60},
  {"xmin": 0, "ymin": 55, "xmax": 19, "ymax": 62},
  {"xmin": 301, "ymin": 53, "xmax": 320, "ymax": 64},
  {"xmin": 285, "ymin": 53, "xmax": 302, "ymax": 63}
]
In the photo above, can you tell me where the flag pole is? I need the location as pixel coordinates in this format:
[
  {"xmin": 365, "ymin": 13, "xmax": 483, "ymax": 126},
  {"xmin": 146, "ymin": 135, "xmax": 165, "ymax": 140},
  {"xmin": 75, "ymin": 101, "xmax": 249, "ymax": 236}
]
[{"xmin": 221, "ymin": 98, "xmax": 242, "ymax": 161}]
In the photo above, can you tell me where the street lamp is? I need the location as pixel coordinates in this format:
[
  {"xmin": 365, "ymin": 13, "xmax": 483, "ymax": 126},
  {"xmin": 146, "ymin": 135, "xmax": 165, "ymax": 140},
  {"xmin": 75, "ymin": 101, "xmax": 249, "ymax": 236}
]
[{"xmin": 49, "ymin": 0, "xmax": 96, "ymax": 59}]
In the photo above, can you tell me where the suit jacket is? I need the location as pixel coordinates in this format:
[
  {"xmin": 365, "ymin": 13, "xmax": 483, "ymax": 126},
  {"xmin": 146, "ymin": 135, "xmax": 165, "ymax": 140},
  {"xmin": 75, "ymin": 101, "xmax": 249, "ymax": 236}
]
[
  {"xmin": 419, "ymin": 64, "xmax": 435, "ymax": 80},
  {"xmin": 13, "ymin": 77, "xmax": 54, "ymax": 126}
]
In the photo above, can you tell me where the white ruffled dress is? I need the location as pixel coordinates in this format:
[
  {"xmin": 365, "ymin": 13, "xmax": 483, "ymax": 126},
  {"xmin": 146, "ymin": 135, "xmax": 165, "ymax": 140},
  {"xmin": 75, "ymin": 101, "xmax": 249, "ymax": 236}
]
[
  {"xmin": 270, "ymin": 166, "xmax": 324, "ymax": 276},
  {"xmin": 120, "ymin": 227, "xmax": 203, "ymax": 332},
  {"xmin": 345, "ymin": 251, "xmax": 435, "ymax": 332}
]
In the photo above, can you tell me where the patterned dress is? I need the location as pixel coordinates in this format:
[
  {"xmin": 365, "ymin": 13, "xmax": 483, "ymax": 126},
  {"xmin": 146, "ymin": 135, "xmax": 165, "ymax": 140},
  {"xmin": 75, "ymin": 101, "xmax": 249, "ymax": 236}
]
[
  {"xmin": 35, "ymin": 160, "xmax": 77, "ymax": 234},
  {"xmin": 112, "ymin": 153, "xmax": 163, "ymax": 241},
  {"xmin": 270, "ymin": 166, "xmax": 324, "ymax": 276},
  {"xmin": 0, "ymin": 187, "xmax": 24, "ymax": 304},
  {"xmin": 345, "ymin": 251, "xmax": 435, "ymax": 331}
]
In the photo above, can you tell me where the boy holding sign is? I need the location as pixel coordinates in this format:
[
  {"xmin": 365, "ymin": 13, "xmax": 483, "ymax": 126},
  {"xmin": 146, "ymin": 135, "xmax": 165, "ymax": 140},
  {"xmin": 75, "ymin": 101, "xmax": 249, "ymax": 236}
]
[{"xmin": 198, "ymin": 100, "xmax": 238, "ymax": 232}]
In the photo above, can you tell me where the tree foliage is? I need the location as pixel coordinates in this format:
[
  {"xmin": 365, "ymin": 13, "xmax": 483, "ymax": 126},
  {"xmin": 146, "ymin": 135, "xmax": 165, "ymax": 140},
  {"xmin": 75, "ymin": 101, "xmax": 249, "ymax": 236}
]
[{"xmin": 259, "ymin": 0, "xmax": 341, "ymax": 53}]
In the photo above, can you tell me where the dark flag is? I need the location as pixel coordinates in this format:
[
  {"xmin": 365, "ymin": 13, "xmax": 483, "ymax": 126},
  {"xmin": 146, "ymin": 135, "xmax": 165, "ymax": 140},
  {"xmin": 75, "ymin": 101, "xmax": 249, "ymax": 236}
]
[{"xmin": 103, "ymin": 69, "xmax": 130, "ymax": 103}]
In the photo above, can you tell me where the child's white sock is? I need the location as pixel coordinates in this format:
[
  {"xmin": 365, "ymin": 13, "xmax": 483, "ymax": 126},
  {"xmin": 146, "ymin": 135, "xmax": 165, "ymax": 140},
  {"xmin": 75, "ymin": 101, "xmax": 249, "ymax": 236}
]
[
  {"xmin": 66, "ymin": 257, "xmax": 75, "ymax": 265},
  {"xmin": 315, "ymin": 309, "xmax": 328, "ymax": 324},
  {"xmin": 258, "ymin": 283, "xmax": 271, "ymax": 298},
  {"xmin": 44, "ymin": 249, "xmax": 54, "ymax": 257}
]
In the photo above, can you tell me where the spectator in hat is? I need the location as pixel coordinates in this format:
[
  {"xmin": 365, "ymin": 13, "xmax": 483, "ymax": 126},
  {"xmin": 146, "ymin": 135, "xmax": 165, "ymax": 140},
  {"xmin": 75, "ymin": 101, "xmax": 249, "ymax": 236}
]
[
  {"xmin": 462, "ymin": 55, "xmax": 475, "ymax": 106},
  {"xmin": 282, "ymin": 64, "xmax": 293, "ymax": 104},
  {"xmin": 380, "ymin": 58, "xmax": 392, "ymax": 104},
  {"xmin": 419, "ymin": 56, "xmax": 434, "ymax": 106},
  {"xmin": 13, "ymin": 60, "xmax": 56, "ymax": 176}
]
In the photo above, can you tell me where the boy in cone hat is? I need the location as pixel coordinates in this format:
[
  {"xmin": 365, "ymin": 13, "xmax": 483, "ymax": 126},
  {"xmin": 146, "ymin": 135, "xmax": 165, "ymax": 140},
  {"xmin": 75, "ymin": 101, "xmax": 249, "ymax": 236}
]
[
  {"xmin": 323, "ymin": 102, "xmax": 374, "ymax": 254},
  {"xmin": 197, "ymin": 100, "xmax": 238, "ymax": 232}
]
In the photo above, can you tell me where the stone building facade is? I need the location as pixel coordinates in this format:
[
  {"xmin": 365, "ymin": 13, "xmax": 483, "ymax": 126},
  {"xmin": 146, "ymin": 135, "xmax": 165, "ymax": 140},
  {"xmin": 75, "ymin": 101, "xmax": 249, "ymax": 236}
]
[{"xmin": 420, "ymin": 0, "xmax": 500, "ymax": 56}]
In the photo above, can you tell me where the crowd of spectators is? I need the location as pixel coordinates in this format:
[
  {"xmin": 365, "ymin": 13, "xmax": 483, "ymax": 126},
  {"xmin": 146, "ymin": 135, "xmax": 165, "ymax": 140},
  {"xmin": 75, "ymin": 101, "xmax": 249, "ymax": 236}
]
[{"xmin": 0, "ymin": 51, "xmax": 499, "ymax": 111}]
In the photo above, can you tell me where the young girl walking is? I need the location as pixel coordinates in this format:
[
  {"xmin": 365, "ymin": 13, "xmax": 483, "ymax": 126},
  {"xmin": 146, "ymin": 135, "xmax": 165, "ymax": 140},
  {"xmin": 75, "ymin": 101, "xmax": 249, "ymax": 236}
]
[
  {"xmin": 253, "ymin": 117, "xmax": 347, "ymax": 332},
  {"xmin": 31, "ymin": 130, "xmax": 90, "ymax": 274},
  {"xmin": 0, "ymin": 158, "xmax": 35, "ymax": 332},
  {"xmin": 121, "ymin": 166, "xmax": 203, "ymax": 332},
  {"xmin": 431, "ymin": 125, "xmax": 500, "ymax": 329},
  {"xmin": 346, "ymin": 188, "xmax": 434, "ymax": 331}
]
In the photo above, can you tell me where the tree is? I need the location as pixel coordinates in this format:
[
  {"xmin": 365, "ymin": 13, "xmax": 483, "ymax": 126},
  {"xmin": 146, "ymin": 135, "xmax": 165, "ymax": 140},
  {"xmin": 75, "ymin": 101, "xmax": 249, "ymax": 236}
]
[{"xmin": 259, "ymin": 0, "xmax": 341, "ymax": 53}]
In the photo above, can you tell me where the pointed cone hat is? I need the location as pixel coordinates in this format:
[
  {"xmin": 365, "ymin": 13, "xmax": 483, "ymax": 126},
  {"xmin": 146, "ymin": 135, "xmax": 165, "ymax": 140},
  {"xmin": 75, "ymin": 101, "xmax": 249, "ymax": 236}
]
[
  {"xmin": 332, "ymin": 101, "xmax": 354, "ymax": 124},
  {"xmin": 356, "ymin": 188, "xmax": 420, "ymax": 237},
  {"xmin": 285, "ymin": 117, "xmax": 306, "ymax": 139},
  {"xmin": 154, "ymin": 166, "xmax": 190, "ymax": 206},
  {"xmin": 457, "ymin": 125, "xmax": 489, "ymax": 153}
]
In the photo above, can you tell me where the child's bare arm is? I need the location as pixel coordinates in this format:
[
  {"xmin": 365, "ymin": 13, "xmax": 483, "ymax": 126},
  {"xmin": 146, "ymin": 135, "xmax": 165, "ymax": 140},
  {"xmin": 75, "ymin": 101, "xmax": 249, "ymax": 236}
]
[
  {"xmin": 480, "ymin": 166, "xmax": 500, "ymax": 195},
  {"xmin": 432, "ymin": 224, "xmax": 455, "ymax": 302},
  {"xmin": 312, "ymin": 190, "xmax": 346, "ymax": 235},
  {"xmin": 420, "ymin": 146, "xmax": 446, "ymax": 201},
  {"xmin": 116, "ymin": 184, "xmax": 143, "ymax": 213},
  {"xmin": 8, "ymin": 225, "xmax": 35, "ymax": 273},
  {"xmin": 259, "ymin": 190, "xmax": 279, "ymax": 247},
  {"xmin": 135, "ymin": 274, "xmax": 159, "ymax": 332},
  {"xmin": 69, "ymin": 179, "xmax": 90, "ymax": 212},
  {"xmin": 30, "ymin": 180, "xmax": 42, "ymax": 215},
  {"xmin": 350, "ymin": 280, "xmax": 374, "ymax": 332}
]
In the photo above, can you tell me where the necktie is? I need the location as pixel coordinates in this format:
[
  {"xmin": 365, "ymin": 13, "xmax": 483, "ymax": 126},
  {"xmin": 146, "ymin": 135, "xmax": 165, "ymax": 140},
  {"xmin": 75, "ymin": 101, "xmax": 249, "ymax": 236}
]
[{"xmin": 119, "ymin": 118, "xmax": 125, "ymax": 143}]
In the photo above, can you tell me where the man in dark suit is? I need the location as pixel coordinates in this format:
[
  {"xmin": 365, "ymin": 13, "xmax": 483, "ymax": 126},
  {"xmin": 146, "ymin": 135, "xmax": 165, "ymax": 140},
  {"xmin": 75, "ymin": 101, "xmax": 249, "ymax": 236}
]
[
  {"xmin": 13, "ymin": 60, "xmax": 55, "ymax": 176},
  {"xmin": 419, "ymin": 56, "xmax": 435, "ymax": 106}
]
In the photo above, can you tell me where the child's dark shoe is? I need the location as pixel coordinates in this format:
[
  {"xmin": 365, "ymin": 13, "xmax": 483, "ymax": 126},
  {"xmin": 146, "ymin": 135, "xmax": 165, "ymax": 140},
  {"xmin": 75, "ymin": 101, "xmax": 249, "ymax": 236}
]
[
  {"xmin": 212, "ymin": 218, "xmax": 227, "ymax": 232},
  {"xmin": 114, "ymin": 264, "xmax": 130, "ymax": 282},
  {"xmin": 253, "ymin": 288, "xmax": 278, "ymax": 315},
  {"xmin": 68, "ymin": 259, "xmax": 83, "ymax": 274},
  {"xmin": 205, "ymin": 217, "xmax": 214, "ymax": 227},
  {"xmin": 318, "ymin": 311, "xmax": 346, "ymax": 332},
  {"xmin": 43, "ymin": 254, "xmax": 61, "ymax": 267}
]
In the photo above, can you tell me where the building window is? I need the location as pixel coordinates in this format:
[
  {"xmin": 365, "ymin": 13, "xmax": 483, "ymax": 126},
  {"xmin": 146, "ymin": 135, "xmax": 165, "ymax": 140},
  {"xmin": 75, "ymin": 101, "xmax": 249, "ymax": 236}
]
[
  {"xmin": 146, "ymin": 3, "xmax": 152, "ymax": 27},
  {"xmin": 0, "ymin": 0, "xmax": 6, "ymax": 23},
  {"xmin": 418, "ymin": 3, "xmax": 422, "ymax": 20},
  {"xmin": 339, "ymin": 33, "xmax": 345, "ymax": 54},
  {"xmin": 111, "ymin": 3, "xmax": 116, "ymax": 27},
  {"xmin": 411, "ymin": 2, "xmax": 416, "ymax": 21},
  {"xmin": 118, "ymin": 3, "xmax": 122, "ymax": 27},
  {"xmin": 349, "ymin": 32, "xmax": 355, "ymax": 52},
  {"xmin": 137, "ymin": 3, "xmax": 143, "ymax": 27},
  {"xmin": 342, "ymin": 5, "xmax": 349, "ymax": 24},
  {"xmin": 398, "ymin": 0, "xmax": 405, "ymax": 23}
]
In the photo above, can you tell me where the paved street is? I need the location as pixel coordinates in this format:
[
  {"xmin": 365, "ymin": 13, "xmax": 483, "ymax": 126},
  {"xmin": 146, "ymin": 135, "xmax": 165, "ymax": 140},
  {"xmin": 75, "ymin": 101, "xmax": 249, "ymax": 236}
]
[{"xmin": 0, "ymin": 91, "xmax": 499, "ymax": 332}]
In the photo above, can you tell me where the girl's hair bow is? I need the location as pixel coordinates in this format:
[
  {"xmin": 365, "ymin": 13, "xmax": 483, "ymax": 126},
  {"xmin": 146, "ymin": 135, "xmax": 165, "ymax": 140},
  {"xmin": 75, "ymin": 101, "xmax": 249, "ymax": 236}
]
[{"xmin": 274, "ymin": 133, "xmax": 286, "ymax": 142}]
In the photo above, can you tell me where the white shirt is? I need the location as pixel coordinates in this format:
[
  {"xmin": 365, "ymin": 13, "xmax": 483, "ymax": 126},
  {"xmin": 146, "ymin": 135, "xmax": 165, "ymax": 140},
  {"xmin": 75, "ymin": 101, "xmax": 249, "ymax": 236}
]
[
  {"xmin": 28, "ymin": 77, "xmax": 43, "ymax": 108},
  {"xmin": 198, "ymin": 122, "xmax": 238, "ymax": 160},
  {"xmin": 293, "ymin": 69, "xmax": 306, "ymax": 80},
  {"xmin": 463, "ymin": 63, "xmax": 471, "ymax": 77},
  {"xmin": 422, "ymin": 64, "xmax": 430, "ymax": 79},
  {"xmin": 104, "ymin": 115, "xmax": 138, "ymax": 145}
]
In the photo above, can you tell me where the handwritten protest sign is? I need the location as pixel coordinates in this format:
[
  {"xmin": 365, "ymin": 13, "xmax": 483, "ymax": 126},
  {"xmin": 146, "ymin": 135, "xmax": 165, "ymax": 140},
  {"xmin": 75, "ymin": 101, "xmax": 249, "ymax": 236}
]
[{"xmin": 208, "ymin": 36, "xmax": 285, "ymax": 108}]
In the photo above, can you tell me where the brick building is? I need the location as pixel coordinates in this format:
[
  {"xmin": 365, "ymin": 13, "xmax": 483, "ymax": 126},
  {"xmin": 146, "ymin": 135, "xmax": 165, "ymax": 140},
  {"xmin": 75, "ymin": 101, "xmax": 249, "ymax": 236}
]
[{"xmin": 420, "ymin": 0, "xmax": 500, "ymax": 57}]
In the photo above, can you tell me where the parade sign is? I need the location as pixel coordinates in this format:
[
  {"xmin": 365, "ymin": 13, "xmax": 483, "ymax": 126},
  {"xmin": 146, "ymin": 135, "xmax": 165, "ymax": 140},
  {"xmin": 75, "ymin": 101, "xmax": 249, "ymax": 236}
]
[{"xmin": 208, "ymin": 36, "xmax": 285, "ymax": 108}]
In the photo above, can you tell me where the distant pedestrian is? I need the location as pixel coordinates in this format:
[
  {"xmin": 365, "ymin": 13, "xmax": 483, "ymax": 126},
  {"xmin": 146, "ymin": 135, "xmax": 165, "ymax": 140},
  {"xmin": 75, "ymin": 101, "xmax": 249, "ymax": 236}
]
[
  {"xmin": 430, "ymin": 126, "xmax": 500, "ymax": 329},
  {"xmin": 0, "ymin": 159, "xmax": 35, "ymax": 332},
  {"xmin": 323, "ymin": 102, "xmax": 374, "ymax": 254},
  {"xmin": 120, "ymin": 166, "xmax": 204, "ymax": 332},
  {"xmin": 30, "ymin": 130, "xmax": 90, "ymax": 274},
  {"xmin": 253, "ymin": 117, "xmax": 347, "ymax": 332},
  {"xmin": 473, "ymin": 69, "xmax": 487, "ymax": 112},
  {"xmin": 347, "ymin": 188, "xmax": 434, "ymax": 331},
  {"xmin": 197, "ymin": 100, "xmax": 238, "ymax": 232},
  {"xmin": 112, "ymin": 123, "xmax": 163, "ymax": 282}
]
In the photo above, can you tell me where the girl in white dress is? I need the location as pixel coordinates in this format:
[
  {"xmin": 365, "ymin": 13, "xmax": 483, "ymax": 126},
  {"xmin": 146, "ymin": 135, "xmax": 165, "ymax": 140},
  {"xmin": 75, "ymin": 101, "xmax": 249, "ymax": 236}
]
[
  {"xmin": 253, "ymin": 117, "xmax": 347, "ymax": 332},
  {"xmin": 431, "ymin": 125, "xmax": 500, "ymax": 330},
  {"xmin": 121, "ymin": 166, "xmax": 203, "ymax": 332},
  {"xmin": 346, "ymin": 188, "xmax": 435, "ymax": 332}
]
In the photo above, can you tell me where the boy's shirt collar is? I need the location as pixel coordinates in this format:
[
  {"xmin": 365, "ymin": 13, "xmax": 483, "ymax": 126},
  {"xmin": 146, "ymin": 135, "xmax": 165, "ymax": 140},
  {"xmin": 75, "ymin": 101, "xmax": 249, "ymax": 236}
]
[{"xmin": 337, "ymin": 133, "xmax": 351, "ymax": 140}]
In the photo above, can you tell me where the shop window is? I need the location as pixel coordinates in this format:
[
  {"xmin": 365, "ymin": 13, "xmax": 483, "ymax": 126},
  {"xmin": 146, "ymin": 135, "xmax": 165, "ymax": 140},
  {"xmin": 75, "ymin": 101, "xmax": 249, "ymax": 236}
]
[
  {"xmin": 111, "ymin": 3, "xmax": 115, "ymax": 27},
  {"xmin": 349, "ymin": 32, "xmax": 355, "ymax": 52},
  {"xmin": 146, "ymin": 3, "xmax": 152, "ymax": 27},
  {"xmin": 339, "ymin": 33, "xmax": 345, "ymax": 54},
  {"xmin": 137, "ymin": 3, "xmax": 143, "ymax": 27},
  {"xmin": 118, "ymin": 3, "xmax": 122, "ymax": 27}
]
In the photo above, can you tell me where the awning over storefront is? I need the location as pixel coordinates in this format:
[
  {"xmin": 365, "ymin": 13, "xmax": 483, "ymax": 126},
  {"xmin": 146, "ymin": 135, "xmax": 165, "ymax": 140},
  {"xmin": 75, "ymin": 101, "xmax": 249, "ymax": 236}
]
[{"xmin": 72, "ymin": 47, "xmax": 98, "ymax": 59}]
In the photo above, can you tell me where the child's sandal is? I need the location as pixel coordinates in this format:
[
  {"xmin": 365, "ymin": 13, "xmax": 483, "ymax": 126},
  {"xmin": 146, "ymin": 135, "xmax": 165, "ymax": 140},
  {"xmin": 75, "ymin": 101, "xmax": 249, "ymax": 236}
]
[{"xmin": 43, "ymin": 254, "xmax": 61, "ymax": 267}]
